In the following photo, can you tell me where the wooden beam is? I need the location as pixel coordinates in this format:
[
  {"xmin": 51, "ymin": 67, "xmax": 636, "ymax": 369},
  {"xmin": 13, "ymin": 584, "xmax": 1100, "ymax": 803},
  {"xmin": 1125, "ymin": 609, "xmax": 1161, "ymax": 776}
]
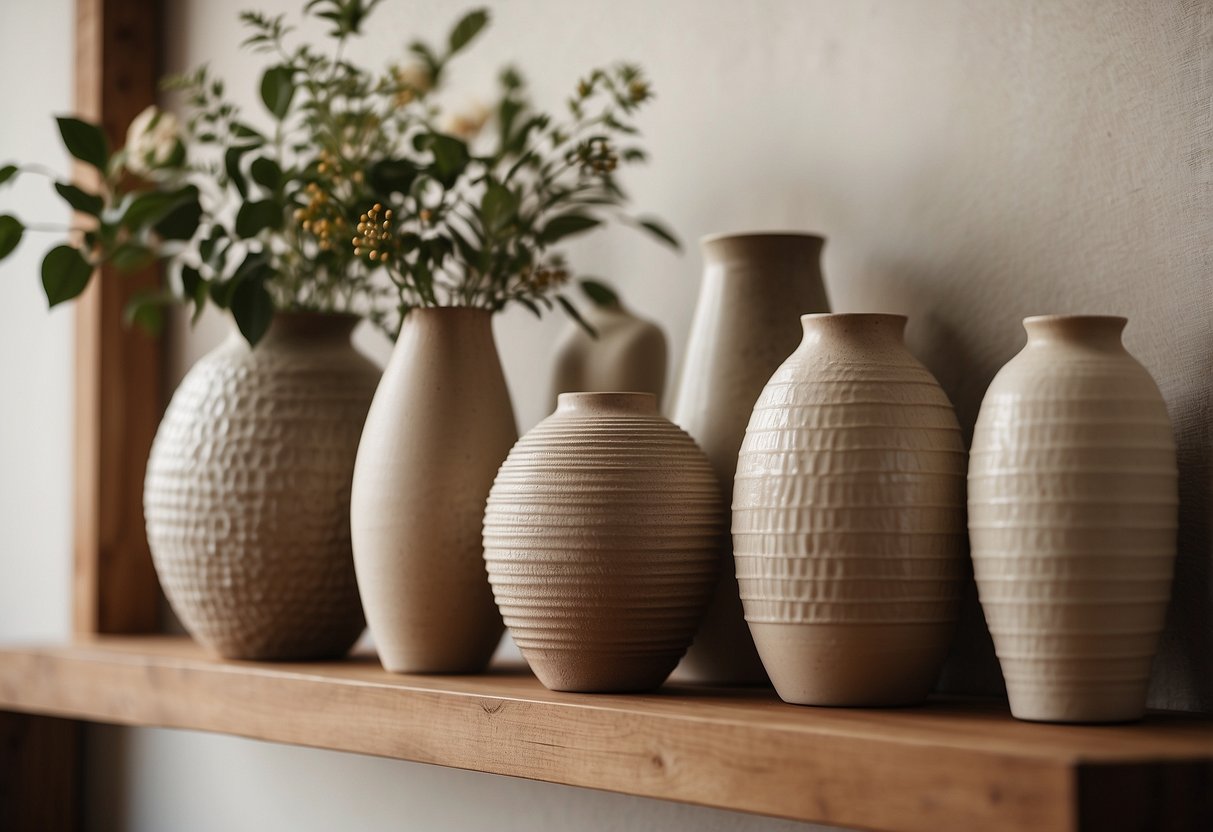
[
  {"xmin": 0, "ymin": 712, "xmax": 82, "ymax": 832},
  {"xmin": 72, "ymin": 0, "xmax": 163, "ymax": 634},
  {"xmin": 0, "ymin": 637, "xmax": 1210, "ymax": 832}
]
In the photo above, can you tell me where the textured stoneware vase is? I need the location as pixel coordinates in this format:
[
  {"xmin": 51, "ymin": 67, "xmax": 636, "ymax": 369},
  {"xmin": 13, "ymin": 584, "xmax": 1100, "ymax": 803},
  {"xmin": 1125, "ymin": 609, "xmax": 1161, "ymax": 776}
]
[
  {"xmin": 145, "ymin": 312, "xmax": 378, "ymax": 660},
  {"xmin": 733, "ymin": 313, "xmax": 967, "ymax": 706},
  {"xmin": 549, "ymin": 301, "xmax": 668, "ymax": 411},
  {"xmin": 483, "ymin": 393, "xmax": 722, "ymax": 692},
  {"xmin": 672, "ymin": 232, "xmax": 829, "ymax": 685},
  {"xmin": 351, "ymin": 307, "xmax": 515, "ymax": 674},
  {"xmin": 969, "ymin": 315, "xmax": 1178, "ymax": 723}
]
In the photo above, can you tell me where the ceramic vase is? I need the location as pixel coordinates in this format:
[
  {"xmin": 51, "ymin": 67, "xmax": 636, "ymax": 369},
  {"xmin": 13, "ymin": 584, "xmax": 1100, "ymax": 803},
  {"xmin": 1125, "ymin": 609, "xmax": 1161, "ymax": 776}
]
[
  {"xmin": 672, "ymin": 232, "xmax": 829, "ymax": 685},
  {"xmin": 351, "ymin": 307, "xmax": 514, "ymax": 674},
  {"xmin": 969, "ymin": 315, "xmax": 1178, "ymax": 723},
  {"xmin": 145, "ymin": 312, "xmax": 378, "ymax": 660},
  {"xmin": 733, "ymin": 313, "xmax": 967, "ymax": 706},
  {"xmin": 483, "ymin": 393, "xmax": 722, "ymax": 692},
  {"xmin": 548, "ymin": 300, "xmax": 667, "ymax": 412}
]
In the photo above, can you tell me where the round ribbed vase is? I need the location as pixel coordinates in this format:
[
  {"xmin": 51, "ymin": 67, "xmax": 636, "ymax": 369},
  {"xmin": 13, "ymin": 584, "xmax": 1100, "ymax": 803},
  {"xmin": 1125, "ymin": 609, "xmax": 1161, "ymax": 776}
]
[
  {"xmin": 733, "ymin": 313, "xmax": 967, "ymax": 706},
  {"xmin": 969, "ymin": 315, "xmax": 1178, "ymax": 723},
  {"xmin": 484, "ymin": 393, "xmax": 722, "ymax": 692},
  {"xmin": 145, "ymin": 312, "xmax": 378, "ymax": 660},
  {"xmin": 351, "ymin": 308, "xmax": 514, "ymax": 674},
  {"xmin": 673, "ymin": 232, "xmax": 830, "ymax": 685}
]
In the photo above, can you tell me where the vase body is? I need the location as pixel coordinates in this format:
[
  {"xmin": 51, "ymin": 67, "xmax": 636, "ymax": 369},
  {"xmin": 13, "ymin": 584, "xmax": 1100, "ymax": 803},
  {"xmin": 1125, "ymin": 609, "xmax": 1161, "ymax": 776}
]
[
  {"xmin": 484, "ymin": 393, "xmax": 722, "ymax": 692},
  {"xmin": 733, "ymin": 313, "xmax": 966, "ymax": 705},
  {"xmin": 145, "ymin": 312, "xmax": 378, "ymax": 660},
  {"xmin": 969, "ymin": 315, "xmax": 1177, "ymax": 723},
  {"xmin": 673, "ymin": 232, "xmax": 829, "ymax": 684},
  {"xmin": 351, "ymin": 308, "xmax": 515, "ymax": 673},
  {"xmin": 548, "ymin": 302, "xmax": 668, "ymax": 412}
]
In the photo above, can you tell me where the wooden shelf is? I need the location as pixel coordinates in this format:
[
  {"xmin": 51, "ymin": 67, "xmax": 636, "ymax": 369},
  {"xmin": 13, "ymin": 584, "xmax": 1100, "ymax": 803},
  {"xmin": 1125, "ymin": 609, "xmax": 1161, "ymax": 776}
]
[{"xmin": 0, "ymin": 637, "xmax": 1208, "ymax": 832}]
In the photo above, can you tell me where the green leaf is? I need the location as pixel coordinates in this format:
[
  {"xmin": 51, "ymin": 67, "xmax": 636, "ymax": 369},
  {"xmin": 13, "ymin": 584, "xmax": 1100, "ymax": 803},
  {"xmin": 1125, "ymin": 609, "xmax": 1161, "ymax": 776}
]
[
  {"xmin": 55, "ymin": 117, "xmax": 108, "ymax": 170},
  {"xmin": 41, "ymin": 245, "xmax": 93, "ymax": 307},
  {"xmin": 54, "ymin": 182, "xmax": 103, "ymax": 217},
  {"xmin": 230, "ymin": 278, "xmax": 274, "ymax": 345},
  {"xmin": 154, "ymin": 191, "xmax": 203, "ymax": 240},
  {"xmin": 0, "ymin": 165, "xmax": 17, "ymax": 187},
  {"xmin": 225, "ymin": 145, "xmax": 252, "ymax": 198},
  {"xmin": 448, "ymin": 8, "xmax": 489, "ymax": 54},
  {"xmin": 555, "ymin": 293, "xmax": 597, "ymax": 338},
  {"xmin": 109, "ymin": 243, "xmax": 155, "ymax": 271},
  {"xmin": 250, "ymin": 157, "xmax": 282, "ymax": 191},
  {"xmin": 538, "ymin": 213, "xmax": 600, "ymax": 245},
  {"xmin": 367, "ymin": 157, "xmax": 417, "ymax": 195},
  {"xmin": 579, "ymin": 278, "xmax": 619, "ymax": 308},
  {"xmin": 426, "ymin": 134, "xmax": 470, "ymax": 188},
  {"xmin": 636, "ymin": 217, "xmax": 681, "ymax": 250},
  {"xmin": 235, "ymin": 199, "xmax": 283, "ymax": 238},
  {"xmin": 122, "ymin": 190, "xmax": 181, "ymax": 229},
  {"xmin": 259, "ymin": 66, "xmax": 295, "ymax": 119},
  {"xmin": 0, "ymin": 215, "xmax": 23, "ymax": 260},
  {"xmin": 179, "ymin": 264, "xmax": 208, "ymax": 323},
  {"xmin": 481, "ymin": 180, "xmax": 518, "ymax": 234},
  {"xmin": 122, "ymin": 289, "xmax": 175, "ymax": 335}
]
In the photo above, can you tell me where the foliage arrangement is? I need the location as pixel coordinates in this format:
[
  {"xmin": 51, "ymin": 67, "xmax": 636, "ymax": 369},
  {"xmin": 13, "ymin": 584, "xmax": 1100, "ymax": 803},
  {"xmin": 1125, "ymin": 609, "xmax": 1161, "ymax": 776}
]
[{"xmin": 0, "ymin": 0, "xmax": 675, "ymax": 344}]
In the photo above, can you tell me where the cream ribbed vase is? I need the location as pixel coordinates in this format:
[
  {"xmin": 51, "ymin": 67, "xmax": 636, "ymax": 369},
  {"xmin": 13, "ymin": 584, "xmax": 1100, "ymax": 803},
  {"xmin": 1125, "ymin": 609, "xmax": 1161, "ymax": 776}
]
[
  {"xmin": 674, "ymin": 232, "xmax": 829, "ymax": 685},
  {"xmin": 969, "ymin": 315, "xmax": 1178, "ymax": 723},
  {"xmin": 484, "ymin": 393, "xmax": 722, "ymax": 692},
  {"xmin": 351, "ymin": 308, "xmax": 514, "ymax": 674},
  {"xmin": 733, "ymin": 313, "xmax": 966, "ymax": 706},
  {"xmin": 145, "ymin": 312, "xmax": 378, "ymax": 660}
]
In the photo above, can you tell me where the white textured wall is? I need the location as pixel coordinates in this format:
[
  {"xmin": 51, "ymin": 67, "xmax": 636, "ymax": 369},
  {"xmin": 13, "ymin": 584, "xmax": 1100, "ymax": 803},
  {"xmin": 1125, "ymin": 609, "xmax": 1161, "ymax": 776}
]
[
  {"xmin": 0, "ymin": 0, "xmax": 74, "ymax": 642},
  {"xmin": 1, "ymin": 0, "xmax": 1208, "ymax": 830}
]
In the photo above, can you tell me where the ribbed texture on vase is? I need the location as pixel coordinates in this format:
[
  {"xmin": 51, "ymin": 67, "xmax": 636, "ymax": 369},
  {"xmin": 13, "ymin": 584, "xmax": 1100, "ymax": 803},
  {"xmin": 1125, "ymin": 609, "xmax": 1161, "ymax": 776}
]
[
  {"xmin": 484, "ymin": 394, "xmax": 723, "ymax": 692},
  {"xmin": 145, "ymin": 320, "xmax": 378, "ymax": 660},
  {"xmin": 969, "ymin": 319, "xmax": 1177, "ymax": 723},
  {"xmin": 733, "ymin": 316, "xmax": 966, "ymax": 705}
]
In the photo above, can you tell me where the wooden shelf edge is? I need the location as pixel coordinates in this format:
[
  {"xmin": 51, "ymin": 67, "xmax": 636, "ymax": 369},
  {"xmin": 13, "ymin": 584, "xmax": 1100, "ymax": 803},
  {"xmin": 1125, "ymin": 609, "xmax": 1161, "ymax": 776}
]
[{"xmin": 0, "ymin": 637, "xmax": 1208, "ymax": 832}]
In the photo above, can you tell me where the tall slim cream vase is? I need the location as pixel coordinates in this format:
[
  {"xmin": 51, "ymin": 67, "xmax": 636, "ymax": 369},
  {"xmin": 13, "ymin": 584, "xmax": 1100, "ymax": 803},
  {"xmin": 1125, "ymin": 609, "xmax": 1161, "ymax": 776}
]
[
  {"xmin": 733, "ymin": 313, "xmax": 967, "ymax": 705},
  {"xmin": 969, "ymin": 315, "xmax": 1178, "ymax": 723},
  {"xmin": 673, "ymin": 232, "xmax": 829, "ymax": 684},
  {"xmin": 350, "ymin": 307, "xmax": 516, "ymax": 674}
]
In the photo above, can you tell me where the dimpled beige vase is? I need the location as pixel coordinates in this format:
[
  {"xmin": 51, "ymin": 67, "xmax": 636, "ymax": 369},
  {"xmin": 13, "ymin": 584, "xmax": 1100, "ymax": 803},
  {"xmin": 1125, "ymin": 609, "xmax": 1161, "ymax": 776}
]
[
  {"xmin": 484, "ymin": 393, "xmax": 722, "ymax": 692},
  {"xmin": 969, "ymin": 315, "xmax": 1178, "ymax": 723},
  {"xmin": 145, "ymin": 312, "xmax": 378, "ymax": 660},
  {"xmin": 673, "ymin": 232, "xmax": 829, "ymax": 685},
  {"xmin": 733, "ymin": 313, "xmax": 967, "ymax": 706},
  {"xmin": 351, "ymin": 308, "xmax": 515, "ymax": 674}
]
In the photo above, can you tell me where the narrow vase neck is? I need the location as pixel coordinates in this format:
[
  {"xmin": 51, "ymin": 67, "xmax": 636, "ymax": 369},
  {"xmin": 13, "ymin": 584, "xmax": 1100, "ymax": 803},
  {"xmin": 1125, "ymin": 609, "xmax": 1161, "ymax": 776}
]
[
  {"xmin": 800, "ymin": 313, "xmax": 908, "ymax": 348},
  {"xmin": 1023, "ymin": 315, "xmax": 1128, "ymax": 351},
  {"xmin": 557, "ymin": 392, "xmax": 658, "ymax": 416},
  {"xmin": 234, "ymin": 311, "xmax": 361, "ymax": 349}
]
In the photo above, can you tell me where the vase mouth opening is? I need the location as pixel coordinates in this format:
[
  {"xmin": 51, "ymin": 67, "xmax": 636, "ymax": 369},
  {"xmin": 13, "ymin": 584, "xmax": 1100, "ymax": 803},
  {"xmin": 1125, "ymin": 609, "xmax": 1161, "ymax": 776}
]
[
  {"xmin": 700, "ymin": 231, "xmax": 826, "ymax": 260},
  {"xmin": 253, "ymin": 309, "xmax": 363, "ymax": 343},
  {"xmin": 557, "ymin": 391, "xmax": 658, "ymax": 415},
  {"xmin": 1022, "ymin": 314, "xmax": 1127, "ymax": 345},
  {"xmin": 800, "ymin": 312, "xmax": 907, "ymax": 339}
]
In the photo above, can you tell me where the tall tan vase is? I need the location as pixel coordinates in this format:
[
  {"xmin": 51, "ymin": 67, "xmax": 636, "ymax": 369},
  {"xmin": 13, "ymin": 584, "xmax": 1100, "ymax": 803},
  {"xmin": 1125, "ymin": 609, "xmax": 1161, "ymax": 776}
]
[
  {"xmin": 145, "ymin": 312, "xmax": 378, "ymax": 660},
  {"xmin": 350, "ymin": 308, "xmax": 515, "ymax": 673},
  {"xmin": 673, "ymin": 232, "xmax": 829, "ymax": 685},
  {"xmin": 969, "ymin": 315, "xmax": 1178, "ymax": 723},
  {"xmin": 733, "ymin": 313, "xmax": 967, "ymax": 705},
  {"xmin": 484, "ymin": 393, "xmax": 722, "ymax": 692},
  {"xmin": 548, "ymin": 300, "xmax": 667, "ymax": 412}
]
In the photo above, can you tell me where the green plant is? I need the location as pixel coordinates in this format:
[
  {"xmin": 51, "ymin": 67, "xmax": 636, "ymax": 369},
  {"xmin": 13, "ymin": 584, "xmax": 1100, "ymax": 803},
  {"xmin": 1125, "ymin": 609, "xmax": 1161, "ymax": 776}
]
[
  {"xmin": 0, "ymin": 0, "xmax": 489, "ymax": 344},
  {"xmin": 350, "ymin": 62, "xmax": 678, "ymax": 336}
]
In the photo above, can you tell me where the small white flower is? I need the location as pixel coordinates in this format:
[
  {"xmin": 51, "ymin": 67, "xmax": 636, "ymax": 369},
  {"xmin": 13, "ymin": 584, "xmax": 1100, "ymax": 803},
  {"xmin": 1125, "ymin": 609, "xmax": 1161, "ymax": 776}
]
[
  {"xmin": 440, "ymin": 100, "xmax": 490, "ymax": 141},
  {"xmin": 392, "ymin": 61, "xmax": 432, "ymax": 104},
  {"xmin": 125, "ymin": 105, "xmax": 181, "ymax": 174}
]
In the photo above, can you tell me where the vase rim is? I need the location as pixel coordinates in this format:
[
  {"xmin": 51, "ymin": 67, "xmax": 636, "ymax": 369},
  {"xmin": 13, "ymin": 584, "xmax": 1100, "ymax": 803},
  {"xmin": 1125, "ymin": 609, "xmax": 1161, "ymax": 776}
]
[
  {"xmin": 557, "ymin": 391, "xmax": 658, "ymax": 415},
  {"xmin": 701, "ymin": 231, "xmax": 825, "ymax": 250},
  {"xmin": 801, "ymin": 312, "xmax": 907, "ymax": 325},
  {"xmin": 246, "ymin": 309, "xmax": 363, "ymax": 343},
  {"xmin": 1023, "ymin": 313, "xmax": 1128, "ymax": 327},
  {"xmin": 407, "ymin": 305, "xmax": 494, "ymax": 317},
  {"xmin": 1022, "ymin": 314, "xmax": 1128, "ymax": 345}
]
